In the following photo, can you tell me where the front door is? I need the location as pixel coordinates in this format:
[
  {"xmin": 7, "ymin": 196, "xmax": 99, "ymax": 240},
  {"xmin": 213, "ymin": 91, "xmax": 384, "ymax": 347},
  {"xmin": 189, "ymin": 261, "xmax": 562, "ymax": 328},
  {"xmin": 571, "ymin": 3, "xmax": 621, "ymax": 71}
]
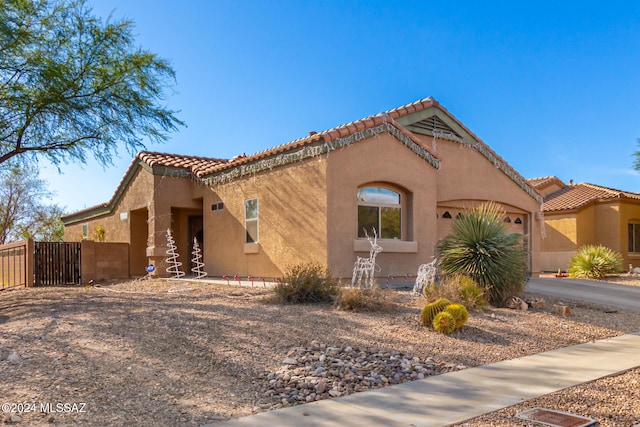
[{"xmin": 188, "ymin": 216, "xmax": 204, "ymax": 273}]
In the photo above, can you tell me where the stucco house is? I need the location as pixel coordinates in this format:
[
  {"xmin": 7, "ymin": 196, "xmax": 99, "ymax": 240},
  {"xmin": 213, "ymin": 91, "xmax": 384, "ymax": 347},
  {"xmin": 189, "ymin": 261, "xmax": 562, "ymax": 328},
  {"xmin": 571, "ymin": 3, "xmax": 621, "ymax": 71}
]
[
  {"xmin": 63, "ymin": 97, "xmax": 543, "ymax": 280},
  {"xmin": 530, "ymin": 176, "xmax": 640, "ymax": 272}
]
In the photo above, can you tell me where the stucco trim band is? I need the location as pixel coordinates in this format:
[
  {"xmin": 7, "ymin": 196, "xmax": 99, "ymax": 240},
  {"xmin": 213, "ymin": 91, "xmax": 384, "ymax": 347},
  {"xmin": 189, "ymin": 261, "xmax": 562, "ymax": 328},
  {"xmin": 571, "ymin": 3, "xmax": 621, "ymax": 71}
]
[
  {"xmin": 353, "ymin": 239, "xmax": 418, "ymax": 253},
  {"xmin": 202, "ymin": 123, "xmax": 440, "ymax": 187}
]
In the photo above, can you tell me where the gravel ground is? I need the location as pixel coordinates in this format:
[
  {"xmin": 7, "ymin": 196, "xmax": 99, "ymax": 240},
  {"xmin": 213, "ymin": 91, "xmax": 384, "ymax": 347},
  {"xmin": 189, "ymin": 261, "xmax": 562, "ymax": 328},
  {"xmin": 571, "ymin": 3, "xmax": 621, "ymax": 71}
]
[{"xmin": 1, "ymin": 276, "xmax": 639, "ymax": 426}]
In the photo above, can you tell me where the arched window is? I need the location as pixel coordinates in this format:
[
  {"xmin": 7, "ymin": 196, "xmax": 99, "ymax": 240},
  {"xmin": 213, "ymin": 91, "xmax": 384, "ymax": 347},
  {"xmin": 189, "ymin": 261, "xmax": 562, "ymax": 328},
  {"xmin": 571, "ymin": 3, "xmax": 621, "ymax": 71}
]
[
  {"xmin": 442, "ymin": 211, "xmax": 452, "ymax": 219},
  {"xmin": 357, "ymin": 186, "xmax": 401, "ymax": 239},
  {"xmin": 514, "ymin": 217, "xmax": 522, "ymax": 224}
]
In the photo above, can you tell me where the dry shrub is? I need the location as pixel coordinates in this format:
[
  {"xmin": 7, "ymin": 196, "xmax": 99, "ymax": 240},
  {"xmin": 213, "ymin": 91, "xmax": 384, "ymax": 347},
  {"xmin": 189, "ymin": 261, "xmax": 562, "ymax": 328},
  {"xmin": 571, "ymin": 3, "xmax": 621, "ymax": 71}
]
[
  {"xmin": 335, "ymin": 287, "xmax": 398, "ymax": 312},
  {"xmin": 423, "ymin": 274, "xmax": 487, "ymax": 311},
  {"xmin": 272, "ymin": 263, "xmax": 338, "ymax": 304}
]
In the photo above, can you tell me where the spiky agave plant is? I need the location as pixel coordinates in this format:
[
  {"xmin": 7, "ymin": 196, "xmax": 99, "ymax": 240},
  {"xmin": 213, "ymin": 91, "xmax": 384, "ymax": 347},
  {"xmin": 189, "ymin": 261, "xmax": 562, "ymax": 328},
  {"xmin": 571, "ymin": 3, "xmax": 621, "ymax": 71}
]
[
  {"xmin": 568, "ymin": 245, "xmax": 622, "ymax": 279},
  {"xmin": 436, "ymin": 202, "xmax": 526, "ymax": 306}
]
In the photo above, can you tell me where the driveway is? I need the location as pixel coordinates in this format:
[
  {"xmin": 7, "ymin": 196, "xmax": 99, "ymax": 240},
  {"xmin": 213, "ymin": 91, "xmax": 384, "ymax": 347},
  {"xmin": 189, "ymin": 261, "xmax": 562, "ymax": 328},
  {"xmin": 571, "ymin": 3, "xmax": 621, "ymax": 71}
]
[{"xmin": 526, "ymin": 277, "xmax": 640, "ymax": 312}]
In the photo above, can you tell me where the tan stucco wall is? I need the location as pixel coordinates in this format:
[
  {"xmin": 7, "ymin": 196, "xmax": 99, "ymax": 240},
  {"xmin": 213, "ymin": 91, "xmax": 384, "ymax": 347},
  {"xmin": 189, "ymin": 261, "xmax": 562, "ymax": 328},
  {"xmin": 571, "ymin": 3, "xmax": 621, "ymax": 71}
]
[
  {"xmin": 542, "ymin": 215, "xmax": 577, "ymax": 250},
  {"xmin": 326, "ymin": 133, "xmax": 439, "ymax": 278},
  {"xmin": 540, "ymin": 251, "xmax": 575, "ymax": 272},
  {"xmin": 202, "ymin": 159, "xmax": 328, "ymax": 278},
  {"xmin": 540, "ymin": 214, "xmax": 576, "ymax": 271},
  {"xmin": 593, "ymin": 203, "xmax": 620, "ymax": 250},
  {"xmin": 80, "ymin": 241, "xmax": 129, "ymax": 282},
  {"xmin": 64, "ymin": 166, "xmax": 156, "ymax": 243},
  {"xmin": 576, "ymin": 206, "xmax": 596, "ymax": 247}
]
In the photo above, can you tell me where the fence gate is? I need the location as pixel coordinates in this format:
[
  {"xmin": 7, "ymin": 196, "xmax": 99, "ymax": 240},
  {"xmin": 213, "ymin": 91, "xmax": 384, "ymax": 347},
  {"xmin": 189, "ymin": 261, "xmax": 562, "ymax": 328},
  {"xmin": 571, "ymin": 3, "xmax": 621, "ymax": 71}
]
[{"xmin": 34, "ymin": 242, "xmax": 81, "ymax": 286}]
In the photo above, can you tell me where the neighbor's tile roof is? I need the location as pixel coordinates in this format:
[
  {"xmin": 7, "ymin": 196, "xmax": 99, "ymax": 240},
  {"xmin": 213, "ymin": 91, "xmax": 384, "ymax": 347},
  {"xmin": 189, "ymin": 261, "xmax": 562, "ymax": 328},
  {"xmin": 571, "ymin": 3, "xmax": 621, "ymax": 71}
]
[
  {"xmin": 543, "ymin": 182, "xmax": 640, "ymax": 212},
  {"xmin": 528, "ymin": 176, "xmax": 564, "ymax": 189}
]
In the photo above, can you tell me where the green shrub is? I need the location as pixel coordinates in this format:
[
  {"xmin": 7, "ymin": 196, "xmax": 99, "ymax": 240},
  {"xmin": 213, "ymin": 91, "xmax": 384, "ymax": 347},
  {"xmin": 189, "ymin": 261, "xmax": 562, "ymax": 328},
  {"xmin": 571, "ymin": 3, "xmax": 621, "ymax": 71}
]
[
  {"xmin": 424, "ymin": 274, "xmax": 487, "ymax": 310},
  {"xmin": 273, "ymin": 263, "xmax": 338, "ymax": 303},
  {"xmin": 336, "ymin": 287, "xmax": 398, "ymax": 312},
  {"xmin": 420, "ymin": 297, "xmax": 451, "ymax": 326},
  {"xmin": 437, "ymin": 202, "xmax": 526, "ymax": 306},
  {"xmin": 432, "ymin": 311, "xmax": 457, "ymax": 334},
  {"xmin": 568, "ymin": 245, "xmax": 622, "ymax": 280},
  {"xmin": 444, "ymin": 303, "xmax": 469, "ymax": 329}
]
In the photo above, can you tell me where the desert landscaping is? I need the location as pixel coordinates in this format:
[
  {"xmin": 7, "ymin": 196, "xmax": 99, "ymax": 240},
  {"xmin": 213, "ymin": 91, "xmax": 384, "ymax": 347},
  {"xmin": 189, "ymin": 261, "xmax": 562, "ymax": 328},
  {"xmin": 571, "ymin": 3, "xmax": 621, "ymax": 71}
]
[{"xmin": 1, "ymin": 276, "xmax": 639, "ymax": 426}]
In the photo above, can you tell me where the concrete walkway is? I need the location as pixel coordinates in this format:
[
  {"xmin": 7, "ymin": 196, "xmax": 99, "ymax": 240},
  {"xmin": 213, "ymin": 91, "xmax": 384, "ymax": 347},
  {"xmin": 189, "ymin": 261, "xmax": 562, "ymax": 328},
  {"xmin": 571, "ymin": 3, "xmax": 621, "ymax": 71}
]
[{"xmin": 206, "ymin": 333, "xmax": 640, "ymax": 427}]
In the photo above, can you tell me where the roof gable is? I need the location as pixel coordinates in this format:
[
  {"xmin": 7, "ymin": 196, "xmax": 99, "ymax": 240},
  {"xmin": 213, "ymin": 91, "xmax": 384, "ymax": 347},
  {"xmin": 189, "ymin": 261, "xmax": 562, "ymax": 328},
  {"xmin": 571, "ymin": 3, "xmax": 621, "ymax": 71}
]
[
  {"xmin": 391, "ymin": 101, "xmax": 542, "ymax": 203},
  {"xmin": 528, "ymin": 176, "xmax": 565, "ymax": 198}
]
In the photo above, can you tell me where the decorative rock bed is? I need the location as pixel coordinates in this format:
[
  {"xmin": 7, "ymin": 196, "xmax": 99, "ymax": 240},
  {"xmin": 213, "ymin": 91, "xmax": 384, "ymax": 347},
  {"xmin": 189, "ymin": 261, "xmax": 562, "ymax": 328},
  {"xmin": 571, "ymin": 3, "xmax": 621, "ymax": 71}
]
[{"xmin": 259, "ymin": 341, "xmax": 466, "ymax": 410}]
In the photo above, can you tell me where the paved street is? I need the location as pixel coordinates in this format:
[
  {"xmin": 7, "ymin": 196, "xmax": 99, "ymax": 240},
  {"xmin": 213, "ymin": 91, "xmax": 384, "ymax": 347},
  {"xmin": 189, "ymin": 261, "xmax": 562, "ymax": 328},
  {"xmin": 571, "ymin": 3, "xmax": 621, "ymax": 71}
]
[{"xmin": 526, "ymin": 277, "xmax": 640, "ymax": 312}]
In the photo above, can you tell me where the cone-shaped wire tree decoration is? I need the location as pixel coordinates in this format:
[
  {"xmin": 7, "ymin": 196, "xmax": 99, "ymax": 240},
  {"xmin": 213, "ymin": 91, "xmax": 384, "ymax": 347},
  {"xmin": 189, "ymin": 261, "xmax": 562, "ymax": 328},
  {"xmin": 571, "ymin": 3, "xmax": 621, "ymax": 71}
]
[
  {"xmin": 165, "ymin": 228, "xmax": 185, "ymax": 279},
  {"xmin": 191, "ymin": 237, "xmax": 207, "ymax": 279}
]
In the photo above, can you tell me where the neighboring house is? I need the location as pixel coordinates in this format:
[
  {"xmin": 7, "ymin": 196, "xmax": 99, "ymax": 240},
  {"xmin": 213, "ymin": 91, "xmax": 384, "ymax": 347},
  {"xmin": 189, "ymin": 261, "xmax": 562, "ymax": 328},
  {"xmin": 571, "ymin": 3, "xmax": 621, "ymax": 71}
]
[
  {"xmin": 63, "ymin": 97, "xmax": 543, "ymax": 279},
  {"xmin": 530, "ymin": 176, "xmax": 640, "ymax": 272}
]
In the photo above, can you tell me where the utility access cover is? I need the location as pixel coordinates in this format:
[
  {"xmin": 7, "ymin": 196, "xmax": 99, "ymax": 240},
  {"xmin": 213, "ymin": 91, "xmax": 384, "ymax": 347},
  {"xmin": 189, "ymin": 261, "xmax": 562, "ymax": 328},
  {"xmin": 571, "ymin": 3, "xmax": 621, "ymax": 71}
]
[{"xmin": 515, "ymin": 408, "xmax": 598, "ymax": 427}]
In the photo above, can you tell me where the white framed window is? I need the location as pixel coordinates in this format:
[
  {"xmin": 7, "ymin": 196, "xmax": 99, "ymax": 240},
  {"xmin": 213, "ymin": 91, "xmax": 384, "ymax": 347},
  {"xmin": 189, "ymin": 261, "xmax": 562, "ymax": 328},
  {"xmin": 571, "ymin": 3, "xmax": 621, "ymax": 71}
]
[
  {"xmin": 245, "ymin": 198, "xmax": 259, "ymax": 243},
  {"xmin": 357, "ymin": 186, "xmax": 401, "ymax": 239},
  {"xmin": 82, "ymin": 223, "xmax": 89, "ymax": 239}
]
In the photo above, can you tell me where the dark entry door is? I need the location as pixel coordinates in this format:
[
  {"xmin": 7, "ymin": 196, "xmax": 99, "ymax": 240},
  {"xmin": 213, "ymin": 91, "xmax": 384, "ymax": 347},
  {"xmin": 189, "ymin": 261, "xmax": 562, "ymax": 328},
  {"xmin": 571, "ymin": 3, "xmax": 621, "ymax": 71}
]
[{"xmin": 188, "ymin": 216, "xmax": 204, "ymax": 273}]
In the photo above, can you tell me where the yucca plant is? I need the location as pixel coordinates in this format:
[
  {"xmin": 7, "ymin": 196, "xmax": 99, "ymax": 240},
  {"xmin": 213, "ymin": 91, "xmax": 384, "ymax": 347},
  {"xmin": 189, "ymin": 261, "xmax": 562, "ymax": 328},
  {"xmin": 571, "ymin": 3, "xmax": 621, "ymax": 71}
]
[
  {"xmin": 436, "ymin": 202, "xmax": 526, "ymax": 306},
  {"xmin": 568, "ymin": 245, "xmax": 622, "ymax": 280}
]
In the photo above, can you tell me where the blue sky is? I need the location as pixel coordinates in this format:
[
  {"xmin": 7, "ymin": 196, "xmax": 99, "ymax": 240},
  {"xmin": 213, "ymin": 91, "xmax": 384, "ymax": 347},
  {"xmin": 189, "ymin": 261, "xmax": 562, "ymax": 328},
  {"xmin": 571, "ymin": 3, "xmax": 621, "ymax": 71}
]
[{"xmin": 39, "ymin": 1, "xmax": 640, "ymax": 212}]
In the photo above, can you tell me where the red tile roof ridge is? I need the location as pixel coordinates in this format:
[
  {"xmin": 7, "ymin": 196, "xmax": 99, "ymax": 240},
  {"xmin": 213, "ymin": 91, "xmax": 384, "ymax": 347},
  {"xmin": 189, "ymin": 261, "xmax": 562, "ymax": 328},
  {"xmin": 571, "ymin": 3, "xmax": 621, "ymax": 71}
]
[
  {"xmin": 137, "ymin": 151, "xmax": 228, "ymax": 167},
  {"xmin": 529, "ymin": 175, "xmax": 560, "ymax": 183},
  {"xmin": 579, "ymin": 182, "xmax": 640, "ymax": 198},
  {"xmin": 192, "ymin": 99, "xmax": 442, "ymax": 178}
]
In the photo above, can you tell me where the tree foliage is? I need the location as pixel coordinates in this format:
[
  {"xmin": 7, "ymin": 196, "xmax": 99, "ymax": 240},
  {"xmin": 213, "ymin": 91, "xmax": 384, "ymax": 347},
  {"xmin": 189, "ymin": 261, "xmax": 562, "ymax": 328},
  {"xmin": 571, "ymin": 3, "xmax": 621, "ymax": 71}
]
[
  {"xmin": 0, "ymin": 0, "xmax": 184, "ymax": 166},
  {"xmin": 436, "ymin": 202, "xmax": 527, "ymax": 306},
  {"xmin": 0, "ymin": 162, "xmax": 64, "ymax": 243}
]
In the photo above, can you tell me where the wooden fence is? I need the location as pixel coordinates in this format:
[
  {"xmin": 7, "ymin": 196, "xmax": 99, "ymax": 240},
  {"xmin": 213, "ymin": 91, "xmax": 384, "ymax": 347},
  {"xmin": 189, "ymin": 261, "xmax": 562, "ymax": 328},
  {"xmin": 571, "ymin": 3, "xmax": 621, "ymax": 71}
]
[
  {"xmin": 34, "ymin": 242, "xmax": 82, "ymax": 286},
  {"xmin": 0, "ymin": 239, "xmax": 129, "ymax": 288},
  {"xmin": 0, "ymin": 240, "xmax": 33, "ymax": 289}
]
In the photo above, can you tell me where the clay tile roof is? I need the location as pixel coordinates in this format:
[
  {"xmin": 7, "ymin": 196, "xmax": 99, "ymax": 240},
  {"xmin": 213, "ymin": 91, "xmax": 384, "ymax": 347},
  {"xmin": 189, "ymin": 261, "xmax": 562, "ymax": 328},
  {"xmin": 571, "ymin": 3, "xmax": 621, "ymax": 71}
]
[
  {"xmin": 136, "ymin": 151, "xmax": 227, "ymax": 171},
  {"xmin": 62, "ymin": 151, "xmax": 227, "ymax": 222},
  {"xmin": 543, "ymin": 182, "xmax": 640, "ymax": 212},
  {"xmin": 193, "ymin": 98, "xmax": 442, "ymax": 178}
]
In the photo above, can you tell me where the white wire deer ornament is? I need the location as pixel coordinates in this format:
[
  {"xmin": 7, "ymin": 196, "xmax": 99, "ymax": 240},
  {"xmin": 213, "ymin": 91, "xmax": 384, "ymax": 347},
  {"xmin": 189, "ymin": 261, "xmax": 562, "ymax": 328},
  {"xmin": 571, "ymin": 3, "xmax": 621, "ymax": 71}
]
[
  {"xmin": 413, "ymin": 258, "xmax": 438, "ymax": 297},
  {"xmin": 352, "ymin": 229, "xmax": 383, "ymax": 288}
]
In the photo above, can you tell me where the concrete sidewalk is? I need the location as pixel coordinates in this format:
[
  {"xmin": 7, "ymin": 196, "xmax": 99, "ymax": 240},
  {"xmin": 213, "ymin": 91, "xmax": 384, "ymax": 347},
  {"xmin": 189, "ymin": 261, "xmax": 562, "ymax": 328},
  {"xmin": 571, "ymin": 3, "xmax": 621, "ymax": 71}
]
[{"xmin": 206, "ymin": 333, "xmax": 640, "ymax": 427}]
